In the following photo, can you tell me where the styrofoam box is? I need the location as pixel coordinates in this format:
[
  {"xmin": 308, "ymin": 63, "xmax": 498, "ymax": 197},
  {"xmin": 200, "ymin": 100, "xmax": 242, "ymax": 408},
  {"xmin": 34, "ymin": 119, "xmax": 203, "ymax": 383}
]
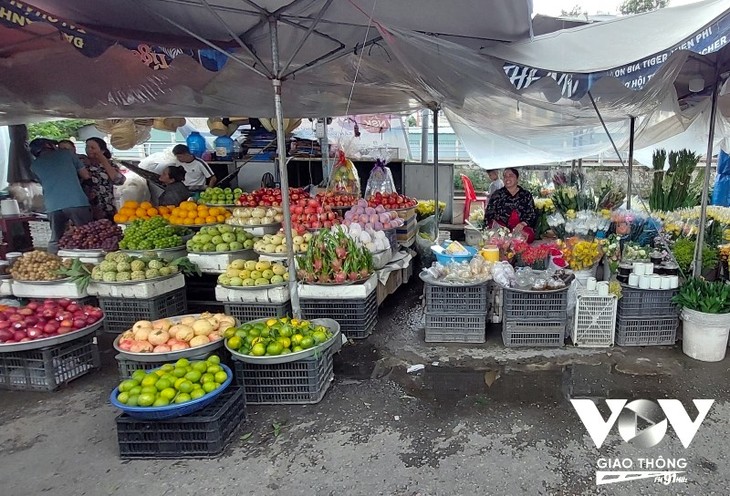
[
  {"xmin": 298, "ymin": 274, "xmax": 377, "ymax": 299},
  {"xmin": 241, "ymin": 225, "xmax": 281, "ymax": 236},
  {"xmin": 12, "ymin": 280, "xmax": 87, "ymax": 299},
  {"xmin": 215, "ymin": 284, "xmax": 290, "ymax": 304},
  {"xmin": 188, "ymin": 251, "xmax": 257, "ymax": 273},
  {"xmin": 0, "ymin": 279, "xmax": 13, "ymax": 297},
  {"xmin": 258, "ymin": 253, "xmax": 289, "ymax": 263},
  {"xmin": 87, "ymin": 273, "xmax": 185, "ymax": 299},
  {"xmin": 58, "ymin": 250, "xmax": 106, "ymax": 265}
]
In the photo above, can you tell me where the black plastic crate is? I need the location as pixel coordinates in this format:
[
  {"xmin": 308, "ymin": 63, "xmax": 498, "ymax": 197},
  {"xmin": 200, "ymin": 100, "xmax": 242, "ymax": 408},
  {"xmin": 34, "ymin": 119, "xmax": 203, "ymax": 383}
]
[
  {"xmin": 300, "ymin": 291, "xmax": 378, "ymax": 340},
  {"xmin": 99, "ymin": 288, "xmax": 187, "ymax": 334},
  {"xmin": 502, "ymin": 320, "xmax": 566, "ymax": 347},
  {"xmin": 116, "ymin": 387, "xmax": 246, "ymax": 459},
  {"xmin": 0, "ymin": 335, "xmax": 100, "ymax": 391},
  {"xmin": 425, "ymin": 313, "xmax": 486, "ymax": 343},
  {"xmin": 615, "ymin": 313, "xmax": 678, "ymax": 346},
  {"xmin": 425, "ymin": 282, "xmax": 489, "ymax": 314},
  {"xmin": 223, "ymin": 301, "xmax": 291, "ymax": 323},
  {"xmin": 503, "ymin": 287, "xmax": 569, "ymax": 322},
  {"xmin": 233, "ymin": 351, "xmax": 333, "ymax": 405},
  {"xmin": 617, "ymin": 286, "xmax": 679, "ymax": 318}
]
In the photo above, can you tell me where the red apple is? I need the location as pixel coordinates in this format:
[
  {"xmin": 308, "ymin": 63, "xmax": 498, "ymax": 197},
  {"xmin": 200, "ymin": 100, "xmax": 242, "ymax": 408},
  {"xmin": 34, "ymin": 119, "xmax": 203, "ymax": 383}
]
[
  {"xmin": 13, "ymin": 330, "xmax": 26, "ymax": 341},
  {"xmin": 27, "ymin": 327, "xmax": 44, "ymax": 339}
]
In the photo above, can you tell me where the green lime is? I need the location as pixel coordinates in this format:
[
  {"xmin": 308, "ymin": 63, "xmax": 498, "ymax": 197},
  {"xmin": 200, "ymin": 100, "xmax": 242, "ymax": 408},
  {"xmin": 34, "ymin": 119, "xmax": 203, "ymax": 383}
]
[
  {"xmin": 141, "ymin": 386, "xmax": 158, "ymax": 395},
  {"xmin": 160, "ymin": 364, "xmax": 175, "ymax": 372},
  {"xmin": 206, "ymin": 365, "xmax": 222, "ymax": 375},
  {"xmin": 127, "ymin": 395, "xmax": 139, "ymax": 407},
  {"xmin": 172, "ymin": 367, "xmax": 187, "ymax": 378},
  {"xmin": 141, "ymin": 375, "xmax": 157, "ymax": 387},
  {"xmin": 300, "ymin": 337, "xmax": 314, "ymax": 349},
  {"xmin": 266, "ymin": 342, "xmax": 283, "ymax": 355},
  {"xmin": 190, "ymin": 389, "xmax": 205, "ymax": 400},
  {"xmin": 160, "ymin": 388, "xmax": 176, "ymax": 401},
  {"xmin": 214, "ymin": 371, "xmax": 228, "ymax": 383},
  {"xmin": 178, "ymin": 380, "xmax": 194, "ymax": 394},
  {"xmin": 201, "ymin": 373, "xmax": 215, "ymax": 384},
  {"xmin": 155, "ymin": 378, "xmax": 172, "ymax": 391},
  {"xmin": 131, "ymin": 370, "xmax": 146, "ymax": 383},
  {"xmin": 153, "ymin": 397, "xmax": 170, "ymax": 407},
  {"xmin": 175, "ymin": 358, "xmax": 190, "ymax": 368},
  {"xmin": 117, "ymin": 392, "xmax": 130, "ymax": 404},
  {"xmin": 202, "ymin": 382, "xmax": 217, "ymax": 393},
  {"xmin": 227, "ymin": 336, "xmax": 242, "ymax": 350},
  {"xmin": 138, "ymin": 393, "xmax": 155, "ymax": 407},
  {"xmin": 118, "ymin": 380, "xmax": 137, "ymax": 393},
  {"xmin": 292, "ymin": 345, "xmax": 303, "ymax": 352},
  {"xmin": 250, "ymin": 343, "xmax": 266, "ymax": 356},
  {"xmin": 185, "ymin": 371, "xmax": 202, "ymax": 383},
  {"xmin": 129, "ymin": 386, "xmax": 142, "ymax": 396},
  {"xmin": 174, "ymin": 393, "xmax": 192, "ymax": 404},
  {"xmin": 192, "ymin": 362, "xmax": 208, "ymax": 373}
]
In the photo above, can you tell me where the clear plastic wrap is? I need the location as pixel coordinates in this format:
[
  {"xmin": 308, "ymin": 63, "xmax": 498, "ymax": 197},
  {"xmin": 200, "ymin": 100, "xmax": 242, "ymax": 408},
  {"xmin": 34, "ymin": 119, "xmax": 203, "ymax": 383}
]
[
  {"xmin": 327, "ymin": 147, "xmax": 361, "ymax": 196},
  {"xmin": 364, "ymin": 158, "xmax": 397, "ymax": 197}
]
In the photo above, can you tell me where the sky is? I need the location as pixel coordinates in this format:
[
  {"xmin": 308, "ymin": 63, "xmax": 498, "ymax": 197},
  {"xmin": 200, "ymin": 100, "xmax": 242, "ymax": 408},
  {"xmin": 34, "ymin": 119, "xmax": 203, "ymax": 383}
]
[{"xmin": 532, "ymin": 0, "xmax": 702, "ymax": 16}]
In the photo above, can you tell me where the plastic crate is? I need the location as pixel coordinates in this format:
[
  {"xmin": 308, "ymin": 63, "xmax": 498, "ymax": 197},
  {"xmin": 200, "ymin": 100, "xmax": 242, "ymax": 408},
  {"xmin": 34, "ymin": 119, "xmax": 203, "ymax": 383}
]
[
  {"xmin": 300, "ymin": 291, "xmax": 378, "ymax": 340},
  {"xmin": 425, "ymin": 282, "xmax": 489, "ymax": 314},
  {"xmin": 28, "ymin": 220, "xmax": 51, "ymax": 249},
  {"xmin": 116, "ymin": 387, "xmax": 246, "ymax": 459},
  {"xmin": 99, "ymin": 288, "xmax": 187, "ymax": 334},
  {"xmin": 572, "ymin": 294, "xmax": 617, "ymax": 347},
  {"xmin": 223, "ymin": 301, "xmax": 291, "ymax": 323},
  {"xmin": 502, "ymin": 320, "xmax": 566, "ymax": 347},
  {"xmin": 615, "ymin": 313, "xmax": 678, "ymax": 346},
  {"xmin": 617, "ymin": 286, "xmax": 679, "ymax": 318},
  {"xmin": 0, "ymin": 335, "xmax": 100, "ymax": 391},
  {"xmin": 424, "ymin": 313, "xmax": 486, "ymax": 343},
  {"xmin": 233, "ymin": 351, "xmax": 333, "ymax": 405},
  {"xmin": 503, "ymin": 287, "xmax": 569, "ymax": 322}
]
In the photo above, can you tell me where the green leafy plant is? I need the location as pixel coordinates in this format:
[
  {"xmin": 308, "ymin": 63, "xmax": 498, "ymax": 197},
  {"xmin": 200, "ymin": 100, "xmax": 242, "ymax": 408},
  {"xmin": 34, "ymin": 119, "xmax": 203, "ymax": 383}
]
[
  {"xmin": 673, "ymin": 277, "xmax": 730, "ymax": 314},
  {"xmin": 671, "ymin": 238, "xmax": 718, "ymax": 276},
  {"xmin": 649, "ymin": 149, "xmax": 702, "ymax": 211},
  {"xmin": 27, "ymin": 119, "xmax": 93, "ymax": 140}
]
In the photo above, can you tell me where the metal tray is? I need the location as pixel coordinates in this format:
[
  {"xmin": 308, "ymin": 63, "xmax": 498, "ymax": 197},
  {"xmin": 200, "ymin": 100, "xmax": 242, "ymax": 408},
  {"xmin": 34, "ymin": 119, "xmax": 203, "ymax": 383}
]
[
  {"xmin": 59, "ymin": 249, "xmax": 106, "ymax": 255},
  {"xmin": 121, "ymin": 246, "xmax": 186, "ymax": 254},
  {"xmin": 220, "ymin": 282, "xmax": 287, "ymax": 290},
  {"xmin": 93, "ymin": 273, "xmax": 178, "ymax": 285},
  {"xmin": 14, "ymin": 277, "xmax": 72, "ymax": 285},
  {"xmin": 305, "ymin": 278, "xmax": 369, "ymax": 286},
  {"xmin": 226, "ymin": 318, "xmax": 340, "ymax": 365},
  {"xmin": 113, "ymin": 313, "xmax": 229, "ymax": 362},
  {"xmin": 234, "ymin": 222, "xmax": 281, "ymax": 229},
  {"xmin": 188, "ymin": 248, "xmax": 255, "ymax": 256},
  {"xmin": 254, "ymin": 249, "xmax": 288, "ymax": 257},
  {"xmin": 202, "ymin": 203, "xmax": 237, "ymax": 208},
  {"xmin": 0, "ymin": 319, "xmax": 104, "ymax": 353}
]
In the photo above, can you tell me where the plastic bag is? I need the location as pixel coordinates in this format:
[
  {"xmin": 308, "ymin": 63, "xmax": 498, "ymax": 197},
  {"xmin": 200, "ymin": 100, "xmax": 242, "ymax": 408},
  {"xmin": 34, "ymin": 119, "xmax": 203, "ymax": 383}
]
[
  {"xmin": 364, "ymin": 158, "xmax": 396, "ymax": 197},
  {"xmin": 327, "ymin": 147, "xmax": 360, "ymax": 196}
]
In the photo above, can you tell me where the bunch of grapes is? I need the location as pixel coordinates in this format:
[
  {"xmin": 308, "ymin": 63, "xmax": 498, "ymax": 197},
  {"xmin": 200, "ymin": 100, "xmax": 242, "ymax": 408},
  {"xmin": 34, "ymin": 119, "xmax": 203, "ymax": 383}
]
[
  {"xmin": 59, "ymin": 219, "xmax": 123, "ymax": 251},
  {"xmin": 119, "ymin": 217, "xmax": 186, "ymax": 250}
]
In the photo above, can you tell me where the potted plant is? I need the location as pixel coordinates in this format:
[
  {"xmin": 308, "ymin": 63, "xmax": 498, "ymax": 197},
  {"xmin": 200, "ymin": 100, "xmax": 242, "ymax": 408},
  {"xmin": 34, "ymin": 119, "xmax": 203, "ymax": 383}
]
[{"xmin": 673, "ymin": 278, "xmax": 730, "ymax": 362}]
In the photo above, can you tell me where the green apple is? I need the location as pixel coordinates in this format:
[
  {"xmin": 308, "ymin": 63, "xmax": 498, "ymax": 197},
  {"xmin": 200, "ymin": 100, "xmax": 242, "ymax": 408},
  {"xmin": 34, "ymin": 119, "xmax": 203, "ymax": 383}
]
[
  {"xmin": 270, "ymin": 275, "xmax": 284, "ymax": 284},
  {"xmin": 244, "ymin": 239, "xmax": 254, "ymax": 249},
  {"xmin": 203, "ymin": 243, "xmax": 215, "ymax": 252},
  {"xmin": 250, "ymin": 270, "xmax": 262, "ymax": 280}
]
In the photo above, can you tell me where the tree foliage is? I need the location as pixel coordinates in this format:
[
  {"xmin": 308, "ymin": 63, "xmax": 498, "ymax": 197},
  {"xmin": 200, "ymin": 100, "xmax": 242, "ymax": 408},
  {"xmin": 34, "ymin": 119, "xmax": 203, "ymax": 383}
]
[
  {"xmin": 27, "ymin": 119, "xmax": 93, "ymax": 141},
  {"xmin": 620, "ymin": 0, "xmax": 669, "ymax": 15},
  {"xmin": 561, "ymin": 5, "xmax": 586, "ymax": 16}
]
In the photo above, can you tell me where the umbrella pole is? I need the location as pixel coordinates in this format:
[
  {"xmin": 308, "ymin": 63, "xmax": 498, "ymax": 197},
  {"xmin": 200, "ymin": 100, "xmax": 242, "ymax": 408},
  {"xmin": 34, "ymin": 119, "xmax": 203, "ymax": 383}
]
[
  {"xmin": 433, "ymin": 106, "xmax": 440, "ymax": 225},
  {"xmin": 693, "ymin": 68, "xmax": 722, "ymax": 278},
  {"xmin": 270, "ymin": 18, "xmax": 301, "ymax": 318},
  {"xmin": 627, "ymin": 116, "xmax": 635, "ymax": 209}
]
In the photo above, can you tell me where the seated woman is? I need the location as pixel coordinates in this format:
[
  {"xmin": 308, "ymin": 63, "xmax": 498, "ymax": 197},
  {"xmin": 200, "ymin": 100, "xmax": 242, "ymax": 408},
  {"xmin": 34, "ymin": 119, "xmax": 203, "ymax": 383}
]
[
  {"xmin": 157, "ymin": 166, "xmax": 192, "ymax": 206},
  {"xmin": 485, "ymin": 167, "xmax": 537, "ymax": 243}
]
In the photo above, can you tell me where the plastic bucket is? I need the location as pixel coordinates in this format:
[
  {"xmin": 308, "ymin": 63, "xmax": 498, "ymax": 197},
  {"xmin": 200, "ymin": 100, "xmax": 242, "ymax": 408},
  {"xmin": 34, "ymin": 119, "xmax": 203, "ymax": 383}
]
[
  {"xmin": 681, "ymin": 308, "xmax": 730, "ymax": 362},
  {"xmin": 573, "ymin": 266, "xmax": 597, "ymax": 289}
]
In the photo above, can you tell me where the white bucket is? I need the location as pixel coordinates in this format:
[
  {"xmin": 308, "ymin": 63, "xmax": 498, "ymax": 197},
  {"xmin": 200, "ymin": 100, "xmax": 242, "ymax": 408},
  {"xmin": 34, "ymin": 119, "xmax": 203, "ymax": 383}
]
[
  {"xmin": 1, "ymin": 199, "xmax": 20, "ymax": 216},
  {"xmin": 573, "ymin": 266, "xmax": 597, "ymax": 289},
  {"xmin": 681, "ymin": 308, "xmax": 730, "ymax": 362}
]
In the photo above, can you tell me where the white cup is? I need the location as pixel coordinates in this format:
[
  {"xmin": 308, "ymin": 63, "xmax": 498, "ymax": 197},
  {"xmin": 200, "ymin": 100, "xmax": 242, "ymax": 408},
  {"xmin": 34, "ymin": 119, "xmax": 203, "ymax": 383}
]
[
  {"xmin": 586, "ymin": 277, "xmax": 597, "ymax": 291},
  {"xmin": 628, "ymin": 273, "xmax": 639, "ymax": 286},
  {"xmin": 597, "ymin": 281, "xmax": 609, "ymax": 296},
  {"xmin": 643, "ymin": 263, "xmax": 654, "ymax": 275},
  {"xmin": 660, "ymin": 276, "xmax": 671, "ymax": 290},
  {"xmin": 669, "ymin": 276, "xmax": 679, "ymax": 289},
  {"xmin": 639, "ymin": 275, "xmax": 651, "ymax": 289},
  {"xmin": 650, "ymin": 275, "xmax": 661, "ymax": 290},
  {"xmin": 633, "ymin": 262, "xmax": 645, "ymax": 275}
]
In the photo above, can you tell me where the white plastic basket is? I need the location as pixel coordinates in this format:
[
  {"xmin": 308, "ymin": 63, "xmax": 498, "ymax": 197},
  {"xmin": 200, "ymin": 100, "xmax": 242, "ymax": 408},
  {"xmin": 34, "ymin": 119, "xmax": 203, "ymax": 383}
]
[
  {"xmin": 298, "ymin": 274, "xmax": 377, "ymax": 299},
  {"xmin": 571, "ymin": 293, "xmax": 617, "ymax": 347},
  {"xmin": 214, "ymin": 284, "xmax": 290, "ymax": 304},
  {"xmin": 187, "ymin": 251, "xmax": 257, "ymax": 274},
  {"xmin": 87, "ymin": 273, "xmax": 185, "ymax": 299}
]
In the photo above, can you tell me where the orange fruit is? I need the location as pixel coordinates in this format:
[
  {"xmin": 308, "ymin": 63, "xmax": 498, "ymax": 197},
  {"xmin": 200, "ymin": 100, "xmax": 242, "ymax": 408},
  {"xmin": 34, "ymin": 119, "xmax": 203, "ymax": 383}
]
[
  {"xmin": 183, "ymin": 218, "xmax": 194, "ymax": 225},
  {"xmin": 140, "ymin": 201, "xmax": 153, "ymax": 210},
  {"xmin": 158, "ymin": 206, "xmax": 169, "ymax": 215},
  {"xmin": 147, "ymin": 208, "xmax": 158, "ymax": 216},
  {"xmin": 124, "ymin": 200, "xmax": 139, "ymax": 209},
  {"xmin": 186, "ymin": 210, "xmax": 196, "ymax": 219},
  {"xmin": 216, "ymin": 215, "xmax": 225, "ymax": 223},
  {"xmin": 195, "ymin": 217, "xmax": 205, "ymax": 224},
  {"xmin": 205, "ymin": 216, "xmax": 216, "ymax": 224}
]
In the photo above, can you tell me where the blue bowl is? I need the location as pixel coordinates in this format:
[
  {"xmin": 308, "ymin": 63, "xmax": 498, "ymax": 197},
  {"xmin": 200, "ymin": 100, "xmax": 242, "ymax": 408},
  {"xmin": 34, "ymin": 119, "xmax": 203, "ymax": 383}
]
[
  {"xmin": 432, "ymin": 245, "xmax": 478, "ymax": 265},
  {"xmin": 109, "ymin": 363, "xmax": 233, "ymax": 420}
]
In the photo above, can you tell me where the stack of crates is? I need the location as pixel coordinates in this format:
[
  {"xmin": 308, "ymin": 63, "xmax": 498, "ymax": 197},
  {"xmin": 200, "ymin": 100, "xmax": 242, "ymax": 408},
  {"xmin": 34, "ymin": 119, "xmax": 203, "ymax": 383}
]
[
  {"xmin": 299, "ymin": 276, "xmax": 378, "ymax": 340},
  {"xmin": 115, "ymin": 387, "xmax": 246, "ymax": 459},
  {"xmin": 616, "ymin": 286, "xmax": 678, "ymax": 346},
  {"xmin": 571, "ymin": 290, "xmax": 618, "ymax": 347},
  {"xmin": 424, "ymin": 281, "xmax": 488, "ymax": 343},
  {"xmin": 502, "ymin": 286, "xmax": 569, "ymax": 347}
]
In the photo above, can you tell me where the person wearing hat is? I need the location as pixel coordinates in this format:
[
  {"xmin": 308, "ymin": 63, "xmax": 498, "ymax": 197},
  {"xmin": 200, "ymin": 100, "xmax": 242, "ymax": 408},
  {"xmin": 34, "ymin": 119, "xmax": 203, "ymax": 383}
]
[
  {"xmin": 172, "ymin": 144, "xmax": 217, "ymax": 190},
  {"xmin": 485, "ymin": 167, "xmax": 537, "ymax": 243},
  {"xmin": 29, "ymin": 138, "xmax": 93, "ymax": 254}
]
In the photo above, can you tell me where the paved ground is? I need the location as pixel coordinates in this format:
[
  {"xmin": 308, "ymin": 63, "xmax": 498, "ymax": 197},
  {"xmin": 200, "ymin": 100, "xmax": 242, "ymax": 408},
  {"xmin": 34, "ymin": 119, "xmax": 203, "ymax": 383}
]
[{"xmin": 1, "ymin": 280, "xmax": 729, "ymax": 495}]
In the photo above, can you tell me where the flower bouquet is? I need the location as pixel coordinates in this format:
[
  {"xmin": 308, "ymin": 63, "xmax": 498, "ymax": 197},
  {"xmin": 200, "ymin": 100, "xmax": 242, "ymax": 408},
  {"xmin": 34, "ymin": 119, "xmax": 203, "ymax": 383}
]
[
  {"xmin": 562, "ymin": 237, "xmax": 603, "ymax": 271},
  {"xmin": 511, "ymin": 240, "xmax": 555, "ymax": 270}
]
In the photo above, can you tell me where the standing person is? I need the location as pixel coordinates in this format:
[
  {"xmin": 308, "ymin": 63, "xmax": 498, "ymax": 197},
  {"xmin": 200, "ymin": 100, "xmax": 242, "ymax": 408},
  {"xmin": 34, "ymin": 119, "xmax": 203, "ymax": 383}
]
[
  {"xmin": 487, "ymin": 169, "xmax": 504, "ymax": 199},
  {"xmin": 84, "ymin": 137, "xmax": 126, "ymax": 220},
  {"xmin": 29, "ymin": 139, "xmax": 92, "ymax": 254},
  {"xmin": 485, "ymin": 167, "xmax": 537, "ymax": 243},
  {"xmin": 157, "ymin": 166, "xmax": 191, "ymax": 206},
  {"xmin": 172, "ymin": 144, "xmax": 217, "ymax": 190}
]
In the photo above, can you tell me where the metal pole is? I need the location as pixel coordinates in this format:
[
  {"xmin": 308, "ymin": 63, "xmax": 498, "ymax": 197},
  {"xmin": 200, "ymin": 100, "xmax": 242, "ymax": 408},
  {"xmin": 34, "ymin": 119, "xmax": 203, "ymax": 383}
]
[
  {"xmin": 320, "ymin": 118, "xmax": 330, "ymax": 183},
  {"xmin": 421, "ymin": 109, "xmax": 429, "ymax": 163},
  {"xmin": 270, "ymin": 18, "xmax": 301, "ymax": 317},
  {"xmin": 627, "ymin": 116, "xmax": 635, "ymax": 209},
  {"xmin": 693, "ymin": 70, "xmax": 722, "ymax": 278},
  {"xmin": 433, "ymin": 107, "xmax": 440, "ymax": 225}
]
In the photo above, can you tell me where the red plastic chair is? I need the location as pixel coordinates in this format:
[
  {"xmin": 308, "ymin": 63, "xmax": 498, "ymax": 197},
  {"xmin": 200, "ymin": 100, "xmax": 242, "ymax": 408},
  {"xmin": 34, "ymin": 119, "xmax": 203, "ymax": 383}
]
[{"xmin": 461, "ymin": 174, "xmax": 487, "ymax": 224}]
